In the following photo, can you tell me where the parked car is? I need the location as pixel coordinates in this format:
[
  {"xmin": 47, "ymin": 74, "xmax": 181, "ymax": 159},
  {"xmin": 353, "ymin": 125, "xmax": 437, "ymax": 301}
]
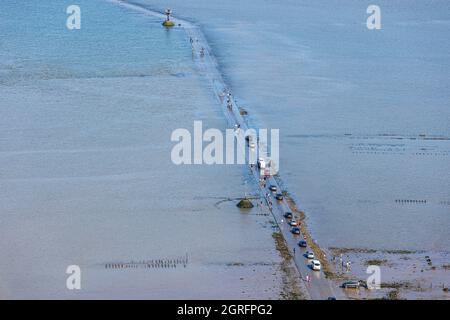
[
  {"xmin": 341, "ymin": 281, "xmax": 360, "ymax": 289},
  {"xmin": 269, "ymin": 185, "xmax": 277, "ymax": 192},
  {"xmin": 289, "ymin": 220, "xmax": 298, "ymax": 227},
  {"xmin": 298, "ymin": 240, "xmax": 307, "ymax": 248},
  {"xmin": 311, "ymin": 260, "xmax": 321, "ymax": 271},
  {"xmin": 327, "ymin": 297, "xmax": 337, "ymax": 300},
  {"xmin": 284, "ymin": 212, "xmax": 293, "ymax": 219},
  {"xmin": 305, "ymin": 251, "xmax": 314, "ymax": 259},
  {"xmin": 358, "ymin": 280, "xmax": 368, "ymax": 289},
  {"xmin": 275, "ymin": 194, "xmax": 283, "ymax": 201},
  {"xmin": 291, "ymin": 227, "xmax": 300, "ymax": 235}
]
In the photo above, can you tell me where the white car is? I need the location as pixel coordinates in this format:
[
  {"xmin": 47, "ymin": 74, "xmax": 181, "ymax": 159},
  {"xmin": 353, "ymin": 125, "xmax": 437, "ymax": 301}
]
[
  {"xmin": 258, "ymin": 158, "xmax": 266, "ymax": 169},
  {"xmin": 305, "ymin": 251, "xmax": 314, "ymax": 259},
  {"xmin": 289, "ymin": 220, "xmax": 298, "ymax": 227},
  {"xmin": 311, "ymin": 260, "xmax": 321, "ymax": 271}
]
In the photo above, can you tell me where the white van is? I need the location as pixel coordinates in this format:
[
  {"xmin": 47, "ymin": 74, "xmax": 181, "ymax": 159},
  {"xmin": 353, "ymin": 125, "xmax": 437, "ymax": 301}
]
[{"xmin": 258, "ymin": 158, "xmax": 266, "ymax": 169}]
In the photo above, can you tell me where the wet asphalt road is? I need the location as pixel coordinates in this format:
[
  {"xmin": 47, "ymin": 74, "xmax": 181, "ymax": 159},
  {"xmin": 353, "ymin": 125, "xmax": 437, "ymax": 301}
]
[{"xmin": 186, "ymin": 16, "xmax": 346, "ymax": 300}]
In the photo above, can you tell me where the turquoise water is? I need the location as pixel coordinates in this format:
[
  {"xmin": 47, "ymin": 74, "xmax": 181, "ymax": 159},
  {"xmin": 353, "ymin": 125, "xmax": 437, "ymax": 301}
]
[{"xmin": 0, "ymin": 0, "xmax": 190, "ymax": 83}]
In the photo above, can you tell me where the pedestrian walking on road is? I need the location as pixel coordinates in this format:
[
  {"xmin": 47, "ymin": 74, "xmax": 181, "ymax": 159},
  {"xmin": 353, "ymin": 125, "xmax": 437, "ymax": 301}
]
[{"xmin": 346, "ymin": 261, "xmax": 351, "ymax": 272}]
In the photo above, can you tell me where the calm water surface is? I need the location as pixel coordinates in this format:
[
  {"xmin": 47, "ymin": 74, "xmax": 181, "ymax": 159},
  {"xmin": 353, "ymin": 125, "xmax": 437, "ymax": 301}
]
[{"xmin": 0, "ymin": 0, "xmax": 282, "ymax": 298}]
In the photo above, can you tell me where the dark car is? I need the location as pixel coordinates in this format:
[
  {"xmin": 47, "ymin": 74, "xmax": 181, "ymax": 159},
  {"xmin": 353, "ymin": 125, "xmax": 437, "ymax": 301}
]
[
  {"xmin": 275, "ymin": 194, "xmax": 283, "ymax": 201},
  {"xmin": 327, "ymin": 297, "xmax": 337, "ymax": 300},
  {"xmin": 291, "ymin": 227, "xmax": 300, "ymax": 235},
  {"xmin": 269, "ymin": 185, "xmax": 277, "ymax": 192},
  {"xmin": 298, "ymin": 240, "xmax": 307, "ymax": 248},
  {"xmin": 284, "ymin": 212, "xmax": 293, "ymax": 219},
  {"xmin": 341, "ymin": 281, "xmax": 360, "ymax": 289}
]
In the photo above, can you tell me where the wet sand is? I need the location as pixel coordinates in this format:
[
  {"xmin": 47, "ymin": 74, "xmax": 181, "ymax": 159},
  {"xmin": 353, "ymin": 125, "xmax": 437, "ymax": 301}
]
[
  {"xmin": 328, "ymin": 247, "xmax": 449, "ymax": 300},
  {"xmin": 0, "ymin": 0, "xmax": 288, "ymax": 299}
]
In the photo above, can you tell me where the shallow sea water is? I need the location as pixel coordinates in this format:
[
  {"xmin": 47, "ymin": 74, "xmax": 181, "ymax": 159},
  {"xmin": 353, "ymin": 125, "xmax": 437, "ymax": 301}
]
[
  {"xmin": 138, "ymin": 0, "xmax": 450, "ymax": 252},
  {"xmin": 0, "ymin": 0, "xmax": 283, "ymax": 298}
]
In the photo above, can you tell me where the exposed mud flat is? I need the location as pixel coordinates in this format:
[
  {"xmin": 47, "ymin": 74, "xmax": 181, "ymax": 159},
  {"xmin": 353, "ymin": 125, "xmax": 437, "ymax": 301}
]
[{"xmin": 328, "ymin": 247, "xmax": 449, "ymax": 300}]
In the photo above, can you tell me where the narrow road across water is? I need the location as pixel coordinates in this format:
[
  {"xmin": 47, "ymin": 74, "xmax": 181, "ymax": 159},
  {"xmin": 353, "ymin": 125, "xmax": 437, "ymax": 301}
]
[{"xmin": 110, "ymin": 0, "xmax": 346, "ymax": 300}]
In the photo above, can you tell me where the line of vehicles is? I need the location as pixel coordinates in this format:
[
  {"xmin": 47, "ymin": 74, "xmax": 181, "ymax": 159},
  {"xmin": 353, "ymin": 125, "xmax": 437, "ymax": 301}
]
[
  {"xmin": 260, "ymin": 153, "xmax": 362, "ymax": 297},
  {"xmin": 285, "ymin": 210, "xmax": 366, "ymax": 289},
  {"xmin": 265, "ymin": 181, "xmax": 323, "ymax": 273},
  {"xmin": 281, "ymin": 208, "xmax": 322, "ymax": 272},
  {"xmin": 284, "ymin": 209, "xmax": 366, "ymax": 289},
  {"xmin": 259, "ymin": 159, "xmax": 354, "ymax": 299},
  {"xmin": 257, "ymin": 153, "xmax": 342, "ymax": 295},
  {"xmin": 234, "ymin": 62, "xmax": 348, "ymax": 300}
]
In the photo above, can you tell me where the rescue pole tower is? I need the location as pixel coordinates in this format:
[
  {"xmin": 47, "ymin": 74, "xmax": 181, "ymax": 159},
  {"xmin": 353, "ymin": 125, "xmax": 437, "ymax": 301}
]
[{"xmin": 162, "ymin": 8, "xmax": 175, "ymax": 27}]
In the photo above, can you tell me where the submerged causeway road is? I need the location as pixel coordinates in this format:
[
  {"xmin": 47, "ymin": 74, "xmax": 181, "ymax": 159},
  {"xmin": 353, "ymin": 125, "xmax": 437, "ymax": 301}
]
[{"xmin": 109, "ymin": 0, "xmax": 346, "ymax": 300}]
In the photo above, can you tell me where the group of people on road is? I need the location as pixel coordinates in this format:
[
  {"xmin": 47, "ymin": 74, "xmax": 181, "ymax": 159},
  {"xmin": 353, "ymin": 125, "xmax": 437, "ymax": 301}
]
[
  {"xmin": 334, "ymin": 253, "xmax": 352, "ymax": 272},
  {"xmin": 189, "ymin": 36, "xmax": 205, "ymax": 57}
]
